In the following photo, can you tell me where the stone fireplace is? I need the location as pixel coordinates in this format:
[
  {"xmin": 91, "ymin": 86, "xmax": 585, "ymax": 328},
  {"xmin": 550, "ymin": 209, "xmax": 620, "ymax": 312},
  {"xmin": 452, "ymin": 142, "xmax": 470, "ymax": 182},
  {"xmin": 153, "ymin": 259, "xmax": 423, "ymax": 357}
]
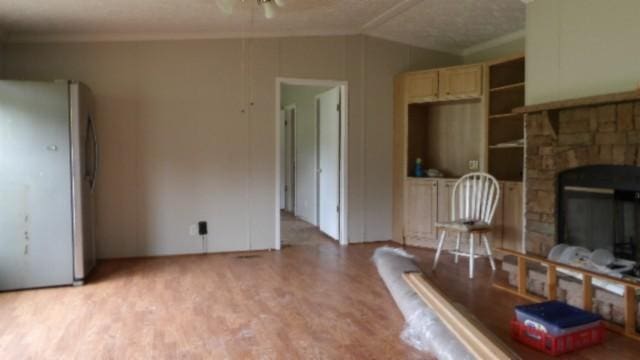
[{"xmin": 522, "ymin": 92, "xmax": 640, "ymax": 256}]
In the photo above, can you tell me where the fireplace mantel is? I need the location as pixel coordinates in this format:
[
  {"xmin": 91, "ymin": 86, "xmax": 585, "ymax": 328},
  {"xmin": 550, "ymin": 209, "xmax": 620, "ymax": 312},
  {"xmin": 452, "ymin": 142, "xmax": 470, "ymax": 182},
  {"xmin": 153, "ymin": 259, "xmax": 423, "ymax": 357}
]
[
  {"xmin": 523, "ymin": 90, "xmax": 640, "ymax": 256},
  {"xmin": 516, "ymin": 90, "xmax": 640, "ymax": 114}
]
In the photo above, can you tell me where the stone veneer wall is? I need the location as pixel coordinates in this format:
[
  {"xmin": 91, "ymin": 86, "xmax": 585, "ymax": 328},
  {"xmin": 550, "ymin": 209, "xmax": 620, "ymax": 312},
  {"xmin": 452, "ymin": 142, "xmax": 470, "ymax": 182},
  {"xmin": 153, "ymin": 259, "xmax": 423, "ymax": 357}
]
[{"xmin": 525, "ymin": 101, "xmax": 640, "ymax": 255}]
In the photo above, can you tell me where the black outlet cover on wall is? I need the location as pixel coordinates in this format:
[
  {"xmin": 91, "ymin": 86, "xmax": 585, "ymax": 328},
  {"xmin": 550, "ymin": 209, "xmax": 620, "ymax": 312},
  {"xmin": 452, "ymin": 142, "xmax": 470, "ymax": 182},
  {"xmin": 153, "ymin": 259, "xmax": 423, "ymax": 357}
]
[{"xmin": 198, "ymin": 221, "xmax": 208, "ymax": 235}]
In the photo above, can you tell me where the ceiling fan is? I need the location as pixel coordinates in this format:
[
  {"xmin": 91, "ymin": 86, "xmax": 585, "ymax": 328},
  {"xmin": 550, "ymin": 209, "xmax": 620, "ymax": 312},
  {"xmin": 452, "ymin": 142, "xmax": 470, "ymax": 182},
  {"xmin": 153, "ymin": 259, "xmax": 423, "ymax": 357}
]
[{"xmin": 217, "ymin": 0, "xmax": 286, "ymax": 19}]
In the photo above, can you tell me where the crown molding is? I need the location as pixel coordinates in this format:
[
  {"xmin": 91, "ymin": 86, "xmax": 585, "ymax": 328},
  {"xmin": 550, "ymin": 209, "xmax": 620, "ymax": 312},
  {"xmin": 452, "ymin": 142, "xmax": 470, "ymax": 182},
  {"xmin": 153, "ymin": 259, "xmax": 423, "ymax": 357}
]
[
  {"xmin": 5, "ymin": 29, "xmax": 361, "ymax": 44},
  {"xmin": 461, "ymin": 29, "xmax": 525, "ymax": 57}
]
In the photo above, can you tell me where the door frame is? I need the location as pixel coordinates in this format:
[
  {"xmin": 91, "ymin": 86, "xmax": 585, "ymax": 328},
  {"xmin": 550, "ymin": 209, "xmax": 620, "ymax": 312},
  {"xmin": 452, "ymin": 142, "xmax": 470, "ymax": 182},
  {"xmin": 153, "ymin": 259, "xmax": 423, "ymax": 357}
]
[{"xmin": 275, "ymin": 78, "xmax": 349, "ymax": 249}]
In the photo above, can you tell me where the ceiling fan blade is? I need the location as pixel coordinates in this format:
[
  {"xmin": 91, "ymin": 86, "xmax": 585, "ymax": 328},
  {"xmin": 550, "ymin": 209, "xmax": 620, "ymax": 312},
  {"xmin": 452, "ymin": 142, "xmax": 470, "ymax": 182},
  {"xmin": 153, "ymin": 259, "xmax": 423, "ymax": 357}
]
[
  {"xmin": 216, "ymin": 0, "xmax": 234, "ymax": 15},
  {"xmin": 273, "ymin": 0, "xmax": 286, "ymax": 7},
  {"xmin": 263, "ymin": 1, "xmax": 277, "ymax": 19}
]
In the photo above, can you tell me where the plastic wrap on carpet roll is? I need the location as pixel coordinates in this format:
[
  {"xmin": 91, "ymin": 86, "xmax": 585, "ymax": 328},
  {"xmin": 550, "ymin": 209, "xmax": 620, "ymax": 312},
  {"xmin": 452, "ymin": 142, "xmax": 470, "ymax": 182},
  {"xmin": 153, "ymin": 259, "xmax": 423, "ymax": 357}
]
[{"xmin": 373, "ymin": 247, "xmax": 473, "ymax": 360}]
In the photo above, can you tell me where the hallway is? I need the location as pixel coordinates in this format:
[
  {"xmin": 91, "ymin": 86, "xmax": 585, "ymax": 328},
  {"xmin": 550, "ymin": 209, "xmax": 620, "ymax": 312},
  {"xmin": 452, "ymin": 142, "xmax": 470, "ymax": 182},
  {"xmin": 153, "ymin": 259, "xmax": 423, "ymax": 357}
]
[{"xmin": 280, "ymin": 211, "xmax": 337, "ymax": 247}]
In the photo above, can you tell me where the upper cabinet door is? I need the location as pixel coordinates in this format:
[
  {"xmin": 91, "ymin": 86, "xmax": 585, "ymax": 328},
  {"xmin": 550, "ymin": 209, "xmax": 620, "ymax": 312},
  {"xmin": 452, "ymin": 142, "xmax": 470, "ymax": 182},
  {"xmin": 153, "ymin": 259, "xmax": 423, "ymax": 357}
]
[
  {"xmin": 438, "ymin": 65, "xmax": 483, "ymax": 99},
  {"xmin": 406, "ymin": 71, "xmax": 439, "ymax": 103}
]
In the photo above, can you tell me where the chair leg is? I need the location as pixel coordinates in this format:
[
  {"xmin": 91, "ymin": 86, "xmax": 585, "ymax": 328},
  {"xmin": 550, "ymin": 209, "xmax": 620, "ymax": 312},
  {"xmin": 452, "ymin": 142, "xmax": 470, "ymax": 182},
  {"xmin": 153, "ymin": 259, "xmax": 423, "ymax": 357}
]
[
  {"xmin": 454, "ymin": 233, "xmax": 461, "ymax": 264},
  {"xmin": 469, "ymin": 233, "xmax": 475, "ymax": 279},
  {"xmin": 432, "ymin": 229, "xmax": 447, "ymax": 271},
  {"xmin": 483, "ymin": 234, "xmax": 496, "ymax": 271}
]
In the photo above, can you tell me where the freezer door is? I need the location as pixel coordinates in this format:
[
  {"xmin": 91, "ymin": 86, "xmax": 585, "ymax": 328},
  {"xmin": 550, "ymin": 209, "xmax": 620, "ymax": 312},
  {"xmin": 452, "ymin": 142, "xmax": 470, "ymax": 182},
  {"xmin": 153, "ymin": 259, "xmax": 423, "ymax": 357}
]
[
  {"xmin": 0, "ymin": 81, "xmax": 74, "ymax": 290},
  {"xmin": 70, "ymin": 82, "xmax": 97, "ymax": 282}
]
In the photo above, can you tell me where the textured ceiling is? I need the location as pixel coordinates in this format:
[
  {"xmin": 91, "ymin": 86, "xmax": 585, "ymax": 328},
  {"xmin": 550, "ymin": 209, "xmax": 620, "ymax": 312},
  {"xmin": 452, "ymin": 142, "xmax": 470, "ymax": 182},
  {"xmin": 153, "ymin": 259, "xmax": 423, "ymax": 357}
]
[
  {"xmin": 368, "ymin": 0, "xmax": 526, "ymax": 53},
  {"xmin": 0, "ymin": 0, "xmax": 526, "ymax": 54}
]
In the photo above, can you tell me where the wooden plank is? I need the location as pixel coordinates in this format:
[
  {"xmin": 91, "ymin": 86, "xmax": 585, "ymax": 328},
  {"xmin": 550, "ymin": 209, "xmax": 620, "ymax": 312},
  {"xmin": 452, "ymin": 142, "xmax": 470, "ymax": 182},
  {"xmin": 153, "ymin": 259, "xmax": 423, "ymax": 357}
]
[
  {"xmin": 547, "ymin": 265, "xmax": 557, "ymax": 300},
  {"xmin": 492, "ymin": 283, "xmax": 545, "ymax": 303},
  {"xmin": 404, "ymin": 272, "xmax": 520, "ymax": 360},
  {"xmin": 625, "ymin": 286, "xmax": 637, "ymax": 336},
  {"xmin": 605, "ymin": 321, "xmax": 640, "ymax": 341},
  {"xmin": 517, "ymin": 257, "xmax": 526, "ymax": 296},
  {"xmin": 496, "ymin": 247, "xmax": 640, "ymax": 289},
  {"xmin": 514, "ymin": 90, "xmax": 640, "ymax": 114},
  {"xmin": 583, "ymin": 274, "xmax": 593, "ymax": 311}
]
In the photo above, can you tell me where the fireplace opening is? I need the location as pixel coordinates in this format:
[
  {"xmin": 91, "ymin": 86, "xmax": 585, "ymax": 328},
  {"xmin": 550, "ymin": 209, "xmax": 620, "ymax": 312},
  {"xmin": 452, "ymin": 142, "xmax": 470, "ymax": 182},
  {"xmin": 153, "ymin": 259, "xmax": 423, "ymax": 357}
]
[{"xmin": 558, "ymin": 165, "xmax": 640, "ymax": 262}]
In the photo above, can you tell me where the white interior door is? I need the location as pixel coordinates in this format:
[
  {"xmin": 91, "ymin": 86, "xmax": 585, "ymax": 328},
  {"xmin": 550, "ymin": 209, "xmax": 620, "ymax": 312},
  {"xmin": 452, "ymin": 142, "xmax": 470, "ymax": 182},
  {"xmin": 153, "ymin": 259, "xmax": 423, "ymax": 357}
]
[
  {"xmin": 317, "ymin": 87, "xmax": 341, "ymax": 240},
  {"xmin": 284, "ymin": 107, "xmax": 296, "ymax": 213}
]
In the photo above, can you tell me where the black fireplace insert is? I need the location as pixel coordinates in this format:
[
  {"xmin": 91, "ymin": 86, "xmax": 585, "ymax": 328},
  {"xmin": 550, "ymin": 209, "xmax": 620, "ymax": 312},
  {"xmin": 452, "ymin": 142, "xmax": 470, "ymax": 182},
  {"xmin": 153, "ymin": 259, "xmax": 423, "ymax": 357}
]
[{"xmin": 558, "ymin": 165, "xmax": 640, "ymax": 262}]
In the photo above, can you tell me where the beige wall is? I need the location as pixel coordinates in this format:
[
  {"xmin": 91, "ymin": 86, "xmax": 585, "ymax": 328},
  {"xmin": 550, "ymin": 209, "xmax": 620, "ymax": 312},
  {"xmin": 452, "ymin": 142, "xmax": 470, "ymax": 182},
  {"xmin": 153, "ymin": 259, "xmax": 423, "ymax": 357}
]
[
  {"xmin": 463, "ymin": 37, "xmax": 525, "ymax": 64},
  {"xmin": 526, "ymin": 0, "xmax": 640, "ymax": 105},
  {"xmin": 3, "ymin": 35, "xmax": 460, "ymax": 258},
  {"xmin": 281, "ymin": 84, "xmax": 331, "ymax": 225}
]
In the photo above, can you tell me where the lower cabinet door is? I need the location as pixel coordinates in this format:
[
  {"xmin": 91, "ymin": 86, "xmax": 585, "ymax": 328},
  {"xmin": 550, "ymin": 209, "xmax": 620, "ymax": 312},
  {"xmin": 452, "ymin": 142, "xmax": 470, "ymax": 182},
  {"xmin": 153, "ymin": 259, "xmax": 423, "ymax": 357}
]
[
  {"xmin": 502, "ymin": 181, "xmax": 523, "ymax": 252},
  {"xmin": 404, "ymin": 179, "xmax": 438, "ymax": 247},
  {"xmin": 488, "ymin": 182, "xmax": 505, "ymax": 251}
]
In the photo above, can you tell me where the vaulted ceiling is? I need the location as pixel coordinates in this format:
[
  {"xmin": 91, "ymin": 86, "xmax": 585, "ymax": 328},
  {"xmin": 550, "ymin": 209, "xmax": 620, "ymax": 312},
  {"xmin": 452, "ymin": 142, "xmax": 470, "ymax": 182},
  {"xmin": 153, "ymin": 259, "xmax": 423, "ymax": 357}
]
[{"xmin": 0, "ymin": 0, "xmax": 525, "ymax": 54}]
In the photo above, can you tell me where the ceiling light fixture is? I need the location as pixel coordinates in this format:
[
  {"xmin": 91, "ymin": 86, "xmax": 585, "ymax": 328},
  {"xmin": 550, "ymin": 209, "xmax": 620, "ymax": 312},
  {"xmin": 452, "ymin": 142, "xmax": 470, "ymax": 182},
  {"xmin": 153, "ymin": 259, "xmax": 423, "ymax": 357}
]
[{"xmin": 216, "ymin": 0, "xmax": 286, "ymax": 19}]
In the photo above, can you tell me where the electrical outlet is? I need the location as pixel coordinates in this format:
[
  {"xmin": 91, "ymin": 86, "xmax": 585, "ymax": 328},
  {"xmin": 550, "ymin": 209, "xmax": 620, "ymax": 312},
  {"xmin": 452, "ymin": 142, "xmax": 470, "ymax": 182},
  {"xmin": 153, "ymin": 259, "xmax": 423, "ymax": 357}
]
[
  {"xmin": 468, "ymin": 160, "xmax": 480, "ymax": 171},
  {"xmin": 189, "ymin": 224, "xmax": 198, "ymax": 236}
]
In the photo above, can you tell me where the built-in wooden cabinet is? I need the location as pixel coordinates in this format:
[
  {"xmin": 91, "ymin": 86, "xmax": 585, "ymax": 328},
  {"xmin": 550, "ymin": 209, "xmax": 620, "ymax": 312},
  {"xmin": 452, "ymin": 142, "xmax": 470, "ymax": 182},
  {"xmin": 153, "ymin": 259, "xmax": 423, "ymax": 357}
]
[
  {"xmin": 405, "ymin": 64, "xmax": 482, "ymax": 104},
  {"xmin": 402, "ymin": 178, "xmax": 522, "ymax": 251},
  {"xmin": 439, "ymin": 65, "xmax": 483, "ymax": 99},
  {"xmin": 407, "ymin": 71, "xmax": 439, "ymax": 103},
  {"xmin": 393, "ymin": 56, "xmax": 525, "ymax": 254}
]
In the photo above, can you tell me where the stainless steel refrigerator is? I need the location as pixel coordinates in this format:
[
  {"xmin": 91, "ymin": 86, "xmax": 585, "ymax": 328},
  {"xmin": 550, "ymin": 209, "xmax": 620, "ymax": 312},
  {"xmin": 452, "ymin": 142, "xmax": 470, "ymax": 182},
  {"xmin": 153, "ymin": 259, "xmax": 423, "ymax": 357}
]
[{"xmin": 0, "ymin": 80, "xmax": 98, "ymax": 291}]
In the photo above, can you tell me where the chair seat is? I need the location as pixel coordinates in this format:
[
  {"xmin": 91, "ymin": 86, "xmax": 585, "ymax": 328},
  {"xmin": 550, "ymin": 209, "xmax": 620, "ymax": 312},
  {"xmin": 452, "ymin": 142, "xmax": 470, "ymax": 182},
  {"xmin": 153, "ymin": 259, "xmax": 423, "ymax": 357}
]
[{"xmin": 435, "ymin": 219, "xmax": 491, "ymax": 233}]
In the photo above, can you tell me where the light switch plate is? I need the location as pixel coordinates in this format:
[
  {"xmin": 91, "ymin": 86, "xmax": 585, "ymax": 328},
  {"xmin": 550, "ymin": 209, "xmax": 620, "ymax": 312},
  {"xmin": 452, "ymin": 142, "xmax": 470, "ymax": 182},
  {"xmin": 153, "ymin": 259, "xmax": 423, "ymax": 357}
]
[
  {"xmin": 189, "ymin": 224, "xmax": 198, "ymax": 236},
  {"xmin": 468, "ymin": 160, "xmax": 480, "ymax": 171}
]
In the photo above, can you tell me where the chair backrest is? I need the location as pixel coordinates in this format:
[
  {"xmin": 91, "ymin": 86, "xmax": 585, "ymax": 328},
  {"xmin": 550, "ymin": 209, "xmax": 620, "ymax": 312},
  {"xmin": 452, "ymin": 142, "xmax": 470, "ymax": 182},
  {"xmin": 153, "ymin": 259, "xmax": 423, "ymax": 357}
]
[{"xmin": 451, "ymin": 172, "xmax": 500, "ymax": 224}]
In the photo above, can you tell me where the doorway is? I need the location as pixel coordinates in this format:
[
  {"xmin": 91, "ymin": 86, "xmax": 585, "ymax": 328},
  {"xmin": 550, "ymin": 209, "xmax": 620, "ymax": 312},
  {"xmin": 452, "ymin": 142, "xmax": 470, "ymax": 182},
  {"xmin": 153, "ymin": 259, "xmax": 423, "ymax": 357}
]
[{"xmin": 275, "ymin": 78, "xmax": 348, "ymax": 249}]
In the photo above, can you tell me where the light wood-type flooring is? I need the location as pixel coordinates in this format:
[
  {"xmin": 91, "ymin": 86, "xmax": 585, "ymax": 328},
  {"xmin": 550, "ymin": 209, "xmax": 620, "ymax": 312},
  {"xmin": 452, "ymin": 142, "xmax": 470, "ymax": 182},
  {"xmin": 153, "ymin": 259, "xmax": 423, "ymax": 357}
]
[{"xmin": 1, "ymin": 215, "xmax": 639, "ymax": 359}]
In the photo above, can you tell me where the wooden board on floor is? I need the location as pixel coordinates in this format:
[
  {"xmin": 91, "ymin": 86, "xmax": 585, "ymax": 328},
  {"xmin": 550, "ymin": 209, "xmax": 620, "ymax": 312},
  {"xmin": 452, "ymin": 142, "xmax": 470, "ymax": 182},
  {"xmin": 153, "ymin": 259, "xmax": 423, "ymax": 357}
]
[{"xmin": 403, "ymin": 272, "xmax": 520, "ymax": 360}]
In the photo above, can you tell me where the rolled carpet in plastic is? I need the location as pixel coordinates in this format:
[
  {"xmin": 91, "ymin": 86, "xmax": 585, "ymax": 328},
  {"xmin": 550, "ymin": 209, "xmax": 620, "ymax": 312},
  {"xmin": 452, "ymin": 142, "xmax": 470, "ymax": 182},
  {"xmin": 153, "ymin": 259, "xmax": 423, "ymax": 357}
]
[{"xmin": 372, "ymin": 247, "xmax": 473, "ymax": 360}]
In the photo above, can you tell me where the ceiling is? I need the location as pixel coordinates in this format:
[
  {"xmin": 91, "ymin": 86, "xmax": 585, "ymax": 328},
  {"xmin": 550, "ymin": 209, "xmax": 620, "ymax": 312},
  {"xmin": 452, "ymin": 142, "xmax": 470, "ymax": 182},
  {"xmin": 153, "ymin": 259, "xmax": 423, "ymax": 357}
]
[{"xmin": 0, "ymin": 0, "xmax": 526, "ymax": 54}]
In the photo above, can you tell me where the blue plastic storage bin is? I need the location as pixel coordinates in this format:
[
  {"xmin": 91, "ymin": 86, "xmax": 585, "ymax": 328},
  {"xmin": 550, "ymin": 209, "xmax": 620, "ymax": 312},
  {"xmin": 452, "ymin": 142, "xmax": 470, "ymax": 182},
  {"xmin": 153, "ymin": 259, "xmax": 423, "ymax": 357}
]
[{"xmin": 514, "ymin": 301, "xmax": 602, "ymax": 336}]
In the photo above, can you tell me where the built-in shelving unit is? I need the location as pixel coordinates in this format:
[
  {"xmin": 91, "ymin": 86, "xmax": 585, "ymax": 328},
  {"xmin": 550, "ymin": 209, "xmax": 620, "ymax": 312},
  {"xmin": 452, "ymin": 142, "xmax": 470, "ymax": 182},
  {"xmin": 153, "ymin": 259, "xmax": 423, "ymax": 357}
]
[
  {"xmin": 393, "ymin": 57, "xmax": 526, "ymax": 251},
  {"xmin": 487, "ymin": 55, "xmax": 525, "ymax": 182}
]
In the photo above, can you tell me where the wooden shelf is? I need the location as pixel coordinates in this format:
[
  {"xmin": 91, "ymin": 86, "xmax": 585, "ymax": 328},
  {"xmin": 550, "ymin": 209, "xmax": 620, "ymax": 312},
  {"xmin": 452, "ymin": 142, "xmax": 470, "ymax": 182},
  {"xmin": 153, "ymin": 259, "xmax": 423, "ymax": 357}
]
[
  {"xmin": 489, "ymin": 144, "xmax": 524, "ymax": 149},
  {"xmin": 490, "ymin": 82, "xmax": 525, "ymax": 92},
  {"xmin": 489, "ymin": 138, "xmax": 524, "ymax": 149},
  {"xmin": 487, "ymin": 55, "xmax": 525, "ymax": 182},
  {"xmin": 488, "ymin": 113, "xmax": 522, "ymax": 120}
]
